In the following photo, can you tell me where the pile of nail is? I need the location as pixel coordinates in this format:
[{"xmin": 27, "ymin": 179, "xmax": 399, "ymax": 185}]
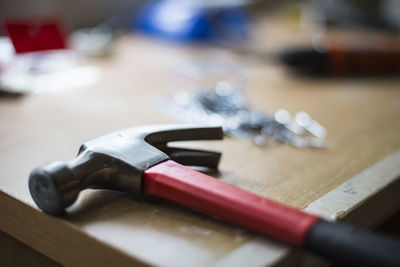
[{"xmin": 162, "ymin": 81, "xmax": 326, "ymax": 148}]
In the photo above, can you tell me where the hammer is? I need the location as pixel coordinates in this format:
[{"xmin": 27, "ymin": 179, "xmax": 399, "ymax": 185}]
[{"xmin": 29, "ymin": 125, "xmax": 400, "ymax": 267}]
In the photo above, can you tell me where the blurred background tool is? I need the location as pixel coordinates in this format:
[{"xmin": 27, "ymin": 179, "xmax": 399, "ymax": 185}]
[
  {"xmin": 0, "ymin": 17, "xmax": 100, "ymax": 94},
  {"xmin": 4, "ymin": 17, "xmax": 68, "ymax": 53},
  {"xmin": 280, "ymin": 46, "xmax": 400, "ymax": 76},
  {"xmin": 135, "ymin": 0, "xmax": 251, "ymax": 45}
]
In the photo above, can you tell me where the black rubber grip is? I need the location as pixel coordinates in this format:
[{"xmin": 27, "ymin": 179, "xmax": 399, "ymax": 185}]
[{"xmin": 305, "ymin": 219, "xmax": 400, "ymax": 267}]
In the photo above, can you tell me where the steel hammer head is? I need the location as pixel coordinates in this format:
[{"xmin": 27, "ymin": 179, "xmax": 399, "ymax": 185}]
[{"xmin": 29, "ymin": 124, "xmax": 223, "ymax": 215}]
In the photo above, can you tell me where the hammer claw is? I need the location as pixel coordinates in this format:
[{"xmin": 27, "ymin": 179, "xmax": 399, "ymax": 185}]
[
  {"xmin": 162, "ymin": 147, "xmax": 221, "ymax": 169},
  {"xmin": 145, "ymin": 125, "xmax": 223, "ymax": 144}
]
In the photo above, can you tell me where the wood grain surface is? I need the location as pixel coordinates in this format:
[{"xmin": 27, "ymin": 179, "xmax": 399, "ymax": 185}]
[{"xmin": 1, "ymin": 18, "xmax": 400, "ymax": 266}]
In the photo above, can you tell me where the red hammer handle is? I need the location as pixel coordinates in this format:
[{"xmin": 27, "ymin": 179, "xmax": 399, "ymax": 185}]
[{"xmin": 143, "ymin": 160, "xmax": 320, "ymax": 247}]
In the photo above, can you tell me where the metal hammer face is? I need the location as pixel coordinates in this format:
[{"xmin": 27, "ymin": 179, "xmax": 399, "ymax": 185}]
[{"xmin": 29, "ymin": 125, "xmax": 223, "ymax": 215}]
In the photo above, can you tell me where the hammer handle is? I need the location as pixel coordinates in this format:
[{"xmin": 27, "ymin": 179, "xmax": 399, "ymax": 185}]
[
  {"xmin": 143, "ymin": 160, "xmax": 319, "ymax": 247},
  {"xmin": 144, "ymin": 160, "xmax": 400, "ymax": 267}
]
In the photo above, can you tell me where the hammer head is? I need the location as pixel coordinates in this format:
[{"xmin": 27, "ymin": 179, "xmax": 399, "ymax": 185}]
[{"xmin": 29, "ymin": 124, "xmax": 223, "ymax": 215}]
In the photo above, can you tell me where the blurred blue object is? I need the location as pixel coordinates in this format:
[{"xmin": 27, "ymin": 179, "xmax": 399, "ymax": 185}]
[{"xmin": 135, "ymin": 1, "xmax": 251, "ymax": 43}]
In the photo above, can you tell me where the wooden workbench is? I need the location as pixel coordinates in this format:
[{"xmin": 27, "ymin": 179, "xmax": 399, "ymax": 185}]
[{"xmin": 1, "ymin": 19, "xmax": 400, "ymax": 266}]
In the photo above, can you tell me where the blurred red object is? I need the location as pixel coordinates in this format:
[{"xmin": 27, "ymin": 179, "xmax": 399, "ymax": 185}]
[{"xmin": 4, "ymin": 17, "xmax": 68, "ymax": 54}]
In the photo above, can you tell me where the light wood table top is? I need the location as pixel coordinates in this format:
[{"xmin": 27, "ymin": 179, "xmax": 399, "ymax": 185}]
[{"xmin": 1, "ymin": 19, "xmax": 400, "ymax": 266}]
